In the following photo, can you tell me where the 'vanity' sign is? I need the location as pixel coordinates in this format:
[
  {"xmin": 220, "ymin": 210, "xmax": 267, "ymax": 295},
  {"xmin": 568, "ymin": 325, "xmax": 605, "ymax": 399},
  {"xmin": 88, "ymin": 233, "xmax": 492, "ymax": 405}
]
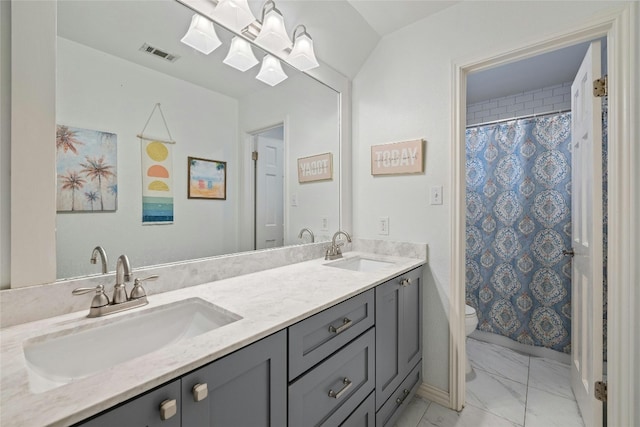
[
  {"xmin": 371, "ymin": 139, "xmax": 424, "ymax": 175},
  {"xmin": 298, "ymin": 152, "xmax": 333, "ymax": 183}
]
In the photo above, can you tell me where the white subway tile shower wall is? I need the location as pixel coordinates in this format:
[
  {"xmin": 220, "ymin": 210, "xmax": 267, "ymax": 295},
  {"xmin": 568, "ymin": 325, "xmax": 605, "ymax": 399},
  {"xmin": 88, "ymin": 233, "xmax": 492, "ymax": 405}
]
[{"xmin": 466, "ymin": 82, "xmax": 572, "ymax": 126}]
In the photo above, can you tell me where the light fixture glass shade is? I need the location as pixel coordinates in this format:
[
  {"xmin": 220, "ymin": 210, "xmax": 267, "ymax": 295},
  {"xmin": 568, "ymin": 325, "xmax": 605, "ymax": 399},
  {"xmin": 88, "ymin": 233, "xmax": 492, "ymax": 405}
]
[
  {"xmin": 287, "ymin": 33, "xmax": 319, "ymax": 71},
  {"xmin": 255, "ymin": 54, "xmax": 288, "ymax": 86},
  {"xmin": 180, "ymin": 14, "xmax": 222, "ymax": 54},
  {"xmin": 212, "ymin": 0, "xmax": 256, "ymax": 32},
  {"xmin": 223, "ymin": 36, "xmax": 259, "ymax": 71},
  {"xmin": 254, "ymin": 9, "xmax": 292, "ymax": 52}
]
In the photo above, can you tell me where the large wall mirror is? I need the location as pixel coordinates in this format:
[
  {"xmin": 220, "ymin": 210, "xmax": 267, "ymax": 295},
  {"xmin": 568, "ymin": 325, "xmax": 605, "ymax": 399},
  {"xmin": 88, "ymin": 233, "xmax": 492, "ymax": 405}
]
[{"xmin": 54, "ymin": 0, "xmax": 341, "ymax": 280}]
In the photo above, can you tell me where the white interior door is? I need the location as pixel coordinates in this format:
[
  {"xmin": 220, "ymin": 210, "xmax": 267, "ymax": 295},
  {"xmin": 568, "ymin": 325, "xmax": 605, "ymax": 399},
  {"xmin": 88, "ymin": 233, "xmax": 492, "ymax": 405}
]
[
  {"xmin": 570, "ymin": 40, "xmax": 603, "ymax": 427},
  {"xmin": 255, "ymin": 131, "xmax": 284, "ymax": 250}
]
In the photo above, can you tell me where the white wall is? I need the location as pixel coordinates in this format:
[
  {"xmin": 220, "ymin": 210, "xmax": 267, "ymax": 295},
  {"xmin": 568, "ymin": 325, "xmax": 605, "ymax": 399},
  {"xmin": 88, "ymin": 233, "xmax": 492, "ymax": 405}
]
[
  {"xmin": 238, "ymin": 73, "xmax": 340, "ymax": 250},
  {"xmin": 56, "ymin": 38, "xmax": 239, "ymax": 279},
  {"xmin": 352, "ymin": 0, "xmax": 629, "ymax": 394},
  {"xmin": 0, "ymin": 0, "xmax": 10, "ymax": 290}
]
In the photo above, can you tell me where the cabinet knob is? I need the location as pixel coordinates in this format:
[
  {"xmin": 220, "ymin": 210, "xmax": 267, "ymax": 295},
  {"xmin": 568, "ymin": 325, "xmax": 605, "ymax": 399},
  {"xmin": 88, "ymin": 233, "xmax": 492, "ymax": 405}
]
[
  {"xmin": 400, "ymin": 278, "xmax": 412, "ymax": 287},
  {"xmin": 192, "ymin": 383, "xmax": 209, "ymax": 402},
  {"xmin": 159, "ymin": 399, "xmax": 177, "ymax": 421}
]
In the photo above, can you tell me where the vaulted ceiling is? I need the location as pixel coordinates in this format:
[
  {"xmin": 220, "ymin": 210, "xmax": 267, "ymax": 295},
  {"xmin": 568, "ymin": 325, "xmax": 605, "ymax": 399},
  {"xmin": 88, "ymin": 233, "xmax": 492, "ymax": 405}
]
[{"xmin": 58, "ymin": 0, "xmax": 591, "ymax": 104}]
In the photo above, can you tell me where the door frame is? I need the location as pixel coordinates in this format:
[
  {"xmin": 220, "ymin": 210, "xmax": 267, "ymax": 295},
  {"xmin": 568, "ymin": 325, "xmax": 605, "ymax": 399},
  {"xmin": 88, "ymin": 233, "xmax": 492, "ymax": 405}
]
[
  {"xmin": 449, "ymin": 5, "xmax": 637, "ymax": 427},
  {"xmin": 240, "ymin": 121, "xmax": 288, "ymax": 252}
]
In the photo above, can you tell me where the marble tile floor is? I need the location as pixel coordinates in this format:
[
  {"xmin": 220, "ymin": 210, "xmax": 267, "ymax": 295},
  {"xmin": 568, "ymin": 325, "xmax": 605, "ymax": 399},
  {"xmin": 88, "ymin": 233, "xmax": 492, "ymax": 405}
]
[{"xmin": 394, "ymin": 338, "xmax": 585, "ymax": 427}]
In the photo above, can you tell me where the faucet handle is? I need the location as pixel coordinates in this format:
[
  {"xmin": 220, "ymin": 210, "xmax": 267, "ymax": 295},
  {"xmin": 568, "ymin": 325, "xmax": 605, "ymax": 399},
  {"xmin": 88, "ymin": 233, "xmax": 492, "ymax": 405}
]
[
  {"xmin": 130, "ymin": 275, "xmax": 158, "ymax": 300},
  {"xmin": 72, "ymin": 284, "xmax": 110, "ymax": 308}
]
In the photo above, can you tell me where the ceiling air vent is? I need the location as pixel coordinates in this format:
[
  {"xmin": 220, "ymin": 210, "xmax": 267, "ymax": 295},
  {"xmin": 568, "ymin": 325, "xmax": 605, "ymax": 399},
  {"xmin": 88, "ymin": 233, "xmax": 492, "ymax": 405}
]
[{"xmin": 139, "ymin": 43, "xmax": 180, "ymax": 63}]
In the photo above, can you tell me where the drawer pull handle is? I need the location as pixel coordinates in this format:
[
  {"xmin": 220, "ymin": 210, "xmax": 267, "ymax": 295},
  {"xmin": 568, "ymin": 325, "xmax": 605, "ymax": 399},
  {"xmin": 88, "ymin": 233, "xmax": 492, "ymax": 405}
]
[
  {"xmin": 395, "ymin": 389, "xmax": 410, "ymax": 405},
  {"xmin": 400, "ymin": 278, "xmax": 412, "ymax": 287},
  {"xmin": 159, "ymin": 399, "xmax": 177, "ymax": 420},
  {"xmin": 328, "ymin": 318, "xmax": 353, "ymax": 334},
  {"xmin": 328, "ymin": 378, "xmax": 353, "ymax": 399}
]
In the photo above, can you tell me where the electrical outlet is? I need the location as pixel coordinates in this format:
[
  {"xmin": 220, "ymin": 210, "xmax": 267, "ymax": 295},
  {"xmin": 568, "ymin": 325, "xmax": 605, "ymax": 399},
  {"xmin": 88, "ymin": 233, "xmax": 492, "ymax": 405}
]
[
  {"xmin": 431, "ymin": 186, "xmax": 443, "ymax": 205},
  {"xmin": 378, "ymin": 217, "xmax": 389, "ymax": 235},
  {"xmin": 291, "ymin": 193, "xmax": 298, "ymax": 207},
  {"xmin": 320, "ymin": 217, "xmax": 329, "ymax": 231}
]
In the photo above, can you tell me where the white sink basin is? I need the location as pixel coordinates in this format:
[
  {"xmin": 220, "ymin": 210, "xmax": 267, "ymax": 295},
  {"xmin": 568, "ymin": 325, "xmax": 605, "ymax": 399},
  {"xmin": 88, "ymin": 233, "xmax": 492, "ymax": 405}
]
[
  {"xmin": 23, "ymin": 298, "xmax": 241, "ymax": 393},
  {"xmin": 325, "ymin": 256, "xmax": 394, "ymax": 273}
]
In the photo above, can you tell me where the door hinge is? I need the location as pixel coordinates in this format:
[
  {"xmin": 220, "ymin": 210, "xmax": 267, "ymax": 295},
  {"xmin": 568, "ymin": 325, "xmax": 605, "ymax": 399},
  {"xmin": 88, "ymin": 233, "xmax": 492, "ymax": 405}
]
[
  {"xmin": 595, "ymin": 380, "xmax": 607, "ymax": 402},
  {"xmin": 593, "ymin": 76, "xmax": 608, "ymax": 97},
  {"xmin": 252, "ymin": 151, "xmax": 258, "ymax": 161}
]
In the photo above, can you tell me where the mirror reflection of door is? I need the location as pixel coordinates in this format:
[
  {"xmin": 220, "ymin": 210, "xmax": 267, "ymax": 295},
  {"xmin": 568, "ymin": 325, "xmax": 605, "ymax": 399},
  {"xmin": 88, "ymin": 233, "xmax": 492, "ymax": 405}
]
[{"xmin": 253, "ymin": 125, "xmax": 285, "ymax": 250}]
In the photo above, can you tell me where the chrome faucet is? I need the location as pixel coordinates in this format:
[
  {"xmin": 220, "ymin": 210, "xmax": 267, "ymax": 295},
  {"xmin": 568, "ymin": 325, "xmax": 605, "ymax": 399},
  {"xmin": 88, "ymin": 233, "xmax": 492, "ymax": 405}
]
[
  {"xmin": 90, "ymin": 246, "xmax": 109, "ymax": 274},
  {"xmin": 298, "ymin": 228, "xmax": 315, "ymax": 243},
  {"xmin": 113, "ymin": 254, "xmax": 132, "ymax": 304},
  {"xmin": 325, "ymin": 230, "xmax": 352, "ymax": 260},
  {"xmin": 73, "ymin": 253, "xmax": 158, "ymax": 318}
]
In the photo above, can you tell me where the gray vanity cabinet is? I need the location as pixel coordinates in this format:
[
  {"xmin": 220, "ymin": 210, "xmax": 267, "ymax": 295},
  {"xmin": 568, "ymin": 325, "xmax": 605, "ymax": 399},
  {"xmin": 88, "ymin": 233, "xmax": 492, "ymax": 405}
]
[
  {"xmin": 288, "ymin": 328, "xmax": 375, "ymax": 427},
  {"xmin": 181, "ymin": 330, "xmax": 287, "ymax": 427},
  {"xmin": 374, "ymin": 266, "xmax": 423, "ymax": 411},
  {"xmin": 76, "ymin": 380, "xmax": 181, "ymax": 427},
  {"xmin": 340, "ymin": 392, "xmax": 375, "ymax": 427}
]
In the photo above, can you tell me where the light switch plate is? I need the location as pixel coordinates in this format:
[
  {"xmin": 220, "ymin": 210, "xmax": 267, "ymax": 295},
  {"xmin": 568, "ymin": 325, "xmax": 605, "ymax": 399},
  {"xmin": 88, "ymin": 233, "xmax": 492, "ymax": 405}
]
[
  {"xmin": 291, "ymin": 193, "xmax": 298, "ymax": 207},
  {"xmin": 431, "ymin": 186, "xmax": 443, "ymax": 205},
  {"xmin": 378, "ymin": 217, "xmax": 389, "ymax": 235},
  {"xmin": 320, "ymin": 217, "xmax": 329, "ymax": 231}
]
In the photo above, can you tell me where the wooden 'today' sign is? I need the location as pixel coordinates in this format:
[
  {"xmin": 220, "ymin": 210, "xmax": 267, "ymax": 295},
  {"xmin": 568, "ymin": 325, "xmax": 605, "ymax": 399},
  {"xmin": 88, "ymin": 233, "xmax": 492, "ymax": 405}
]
[
  {"xmin": 298, "ymin": 152, "xmax": 333, "ymax": 183},
  {"xmin": 371, "ymin": 139, "xmax": 424, "ymax": 175}
]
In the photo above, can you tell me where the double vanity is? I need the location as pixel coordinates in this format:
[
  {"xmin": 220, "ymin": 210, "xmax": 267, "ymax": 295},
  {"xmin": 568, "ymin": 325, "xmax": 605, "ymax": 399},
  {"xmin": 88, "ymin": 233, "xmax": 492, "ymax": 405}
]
[{"xmin": 0, "ymin": 250, "xmax": 426, "ymax": 426}]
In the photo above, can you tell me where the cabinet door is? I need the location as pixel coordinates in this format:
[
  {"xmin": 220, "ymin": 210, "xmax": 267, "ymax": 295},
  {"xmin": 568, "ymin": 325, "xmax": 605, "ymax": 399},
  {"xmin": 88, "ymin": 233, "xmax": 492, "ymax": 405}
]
[
  {"xmin": 375, "ymin": 267, "xmax": 423, "ymax": 410},
  {"xmin": 77, "ymin": 380, "xmax": 181, "ymax": 427},
  {"xmin": 400, "ymin": 267, "xmax": 422, "ymax": 380},
  {"xmin": 374, "ymin": 278, "xmax": 402, "ymax": 410},
  {"xmin": 181, "ymin": 330, "xmax": 286, "ymax": 427}
]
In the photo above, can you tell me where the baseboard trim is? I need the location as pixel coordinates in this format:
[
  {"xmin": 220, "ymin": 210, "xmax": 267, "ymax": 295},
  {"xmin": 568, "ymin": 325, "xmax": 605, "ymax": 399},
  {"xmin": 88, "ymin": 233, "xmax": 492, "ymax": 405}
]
[{"xmin": 417, "ymin": 383, "xmax": 451, "ymax": 409}]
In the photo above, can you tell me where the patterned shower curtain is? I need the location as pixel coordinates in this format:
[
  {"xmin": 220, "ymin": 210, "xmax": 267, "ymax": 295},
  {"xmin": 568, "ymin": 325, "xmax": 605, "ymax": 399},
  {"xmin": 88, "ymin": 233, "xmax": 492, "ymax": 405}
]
[{"xmin": 465, "ymin": 112, "xmax": 573, "ymax": 353}]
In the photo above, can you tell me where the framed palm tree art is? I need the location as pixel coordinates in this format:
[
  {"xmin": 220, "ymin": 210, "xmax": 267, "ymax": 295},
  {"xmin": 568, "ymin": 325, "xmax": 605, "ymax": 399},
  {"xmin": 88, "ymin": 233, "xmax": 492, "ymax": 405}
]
[{"xmin": 56, "ymin": 125, "xmax": 117, "ymax": 212}]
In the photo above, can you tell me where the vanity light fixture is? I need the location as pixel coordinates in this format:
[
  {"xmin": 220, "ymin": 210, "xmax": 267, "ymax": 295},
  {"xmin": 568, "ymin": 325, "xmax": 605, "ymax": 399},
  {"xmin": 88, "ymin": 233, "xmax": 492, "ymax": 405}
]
[
  {"xmin": 254, "ymin": 0, "xmax": 292, "ymax": 53},
  {"xmin": 211, "ymin": 0, "xmax": 256, "ymax": 32},
  {"xmin": 287, "ymin": 25, "xmax": 319, "ymax": 71},
  {"xmin": 255, "ymin": 54, "xmax": 288, "ymax": 86},
  {"xmin": 180, "ymin": 14, "xmax": 222, "ymax": 55},
  {"xmin": 223, "ymin": 36, "xmax": 259, "ymax": 71}
]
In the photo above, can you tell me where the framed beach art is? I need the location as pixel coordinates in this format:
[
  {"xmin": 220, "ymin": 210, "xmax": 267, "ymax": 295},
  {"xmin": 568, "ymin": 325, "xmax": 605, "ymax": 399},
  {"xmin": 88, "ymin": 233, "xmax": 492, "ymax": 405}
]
[
  {"xmin": 56, "ymin": 125, "xmax": 117, "ymax": 212},
  {"xmin": 188, "ymin": 157, "xmax": 227, "ymax": 200}
]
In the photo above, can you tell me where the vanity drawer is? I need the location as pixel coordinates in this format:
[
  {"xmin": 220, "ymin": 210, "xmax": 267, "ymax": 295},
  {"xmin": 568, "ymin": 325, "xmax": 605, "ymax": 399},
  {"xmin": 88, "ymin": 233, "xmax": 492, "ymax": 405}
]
[
  {"xmin": 289, "ymin": 289, "xmax": 374, "ymax": 380},
  {"xmin": 375, "ymin": 361, "xmax": 422, "ymax": 427},
  {"xmin": 289, "ymin": 328, "xmax": 375, "ymax": 427},
  {"xmin": 340, "ymin": 391, "xmax": 375, "ymax": 427}
]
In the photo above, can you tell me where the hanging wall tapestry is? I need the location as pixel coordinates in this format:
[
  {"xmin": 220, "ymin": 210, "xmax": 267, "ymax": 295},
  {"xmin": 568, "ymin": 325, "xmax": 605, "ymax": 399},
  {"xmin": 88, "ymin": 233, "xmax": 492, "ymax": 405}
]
[
  {"xmin": 139, "ymin": 104, "xmax": 175, "ymax": 224},
  {"xmin": 56, "ymin": 125, "xmax": 117, "ymax": 212}
]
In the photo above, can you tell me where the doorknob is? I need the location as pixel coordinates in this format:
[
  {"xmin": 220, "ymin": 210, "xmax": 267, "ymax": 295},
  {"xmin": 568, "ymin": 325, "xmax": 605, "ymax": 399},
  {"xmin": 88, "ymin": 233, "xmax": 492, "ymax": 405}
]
[{"xmin": 563, "ymin": 249, "xmax": 575, "ymax": 257}]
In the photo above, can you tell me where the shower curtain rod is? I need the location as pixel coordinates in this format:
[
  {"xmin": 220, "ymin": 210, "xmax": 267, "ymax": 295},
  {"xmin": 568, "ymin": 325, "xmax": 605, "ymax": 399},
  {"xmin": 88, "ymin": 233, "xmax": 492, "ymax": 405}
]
[{"xmin": 466, "ymin": 108, "xmax": 571, "ymax": 128}]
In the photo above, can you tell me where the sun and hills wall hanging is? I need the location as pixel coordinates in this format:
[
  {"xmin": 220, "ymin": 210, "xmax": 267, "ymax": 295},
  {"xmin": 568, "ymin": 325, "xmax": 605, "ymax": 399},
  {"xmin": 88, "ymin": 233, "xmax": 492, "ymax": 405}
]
[
  {"xmin": 138, "ymin": 103, "xmax": 175, "ymax": 224},
  {"xmin": 56, "ymin": 125, "xmax": 117, "ymax": 212}
]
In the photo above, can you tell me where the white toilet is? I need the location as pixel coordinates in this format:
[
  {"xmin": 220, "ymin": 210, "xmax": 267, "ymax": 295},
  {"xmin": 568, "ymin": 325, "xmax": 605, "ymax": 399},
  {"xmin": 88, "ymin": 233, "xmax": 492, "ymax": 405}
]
[{"xmin": 465, "ymin": 305, "xmax": 479, "ymax": 375}]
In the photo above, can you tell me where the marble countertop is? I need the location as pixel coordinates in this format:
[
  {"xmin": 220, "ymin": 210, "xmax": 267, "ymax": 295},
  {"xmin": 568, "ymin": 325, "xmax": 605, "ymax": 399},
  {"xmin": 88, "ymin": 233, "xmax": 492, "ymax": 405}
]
[{"xmin": 0, "ymin": 252, "xmax": 424, "ymax": 427}]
